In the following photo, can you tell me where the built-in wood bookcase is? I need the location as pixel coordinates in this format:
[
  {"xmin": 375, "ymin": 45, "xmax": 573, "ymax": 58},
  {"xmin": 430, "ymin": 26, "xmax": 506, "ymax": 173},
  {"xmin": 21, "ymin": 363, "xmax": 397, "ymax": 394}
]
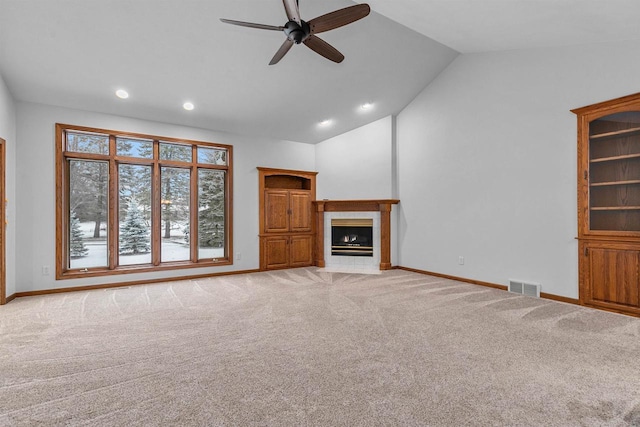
[
  {"xmin": 573, "ymin": 92, "xmax": 640, "ymax": 316},
  {"xmin": 258, "ymin": 167, "xmax": 317, "ymax": 270}
]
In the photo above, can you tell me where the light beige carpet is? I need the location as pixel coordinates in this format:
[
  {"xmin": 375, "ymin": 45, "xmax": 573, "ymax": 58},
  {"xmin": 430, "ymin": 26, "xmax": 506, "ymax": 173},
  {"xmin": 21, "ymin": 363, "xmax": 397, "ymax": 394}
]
[{"xmin": 1, "ymin": 268, "xmax": 639, "ymax": 426}]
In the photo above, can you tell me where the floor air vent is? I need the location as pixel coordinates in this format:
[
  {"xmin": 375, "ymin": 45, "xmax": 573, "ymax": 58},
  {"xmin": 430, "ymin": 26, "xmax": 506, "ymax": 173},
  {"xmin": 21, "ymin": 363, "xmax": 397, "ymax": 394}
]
[{"xmin": 508, "ymin": 280, "xmax": 541, "ymax": 297}]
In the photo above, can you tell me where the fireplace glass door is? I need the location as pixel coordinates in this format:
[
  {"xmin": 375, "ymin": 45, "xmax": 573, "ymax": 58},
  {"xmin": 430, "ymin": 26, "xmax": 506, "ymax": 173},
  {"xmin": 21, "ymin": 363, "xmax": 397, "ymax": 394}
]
[{"xmin": 331, "ymin": 218, "xmax": 373, "ymax": 257}]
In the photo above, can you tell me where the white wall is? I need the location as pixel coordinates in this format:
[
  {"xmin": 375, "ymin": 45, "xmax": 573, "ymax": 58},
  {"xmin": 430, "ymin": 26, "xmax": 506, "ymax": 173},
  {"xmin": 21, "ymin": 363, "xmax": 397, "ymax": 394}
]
[
  {"xmin": 315, "ymin": 116, "xmax": 393, "ymax": 200},
  {"xmin": 0, "ymin": 74, "xmax": 17, "ymax": 298},
  {"xmin": 397, "ymin": 40, "xmax": 640, "ymax": 299},
  {"xmin": 15, "ymin": 102, "xmax": 315, "ymax": 292}
]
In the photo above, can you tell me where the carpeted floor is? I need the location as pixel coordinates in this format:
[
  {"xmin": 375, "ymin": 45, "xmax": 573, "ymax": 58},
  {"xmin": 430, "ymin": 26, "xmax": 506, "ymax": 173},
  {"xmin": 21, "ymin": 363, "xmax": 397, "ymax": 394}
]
[{"xmin": 1, "ymin": 268, "xmax": 639, "ymax": 426}]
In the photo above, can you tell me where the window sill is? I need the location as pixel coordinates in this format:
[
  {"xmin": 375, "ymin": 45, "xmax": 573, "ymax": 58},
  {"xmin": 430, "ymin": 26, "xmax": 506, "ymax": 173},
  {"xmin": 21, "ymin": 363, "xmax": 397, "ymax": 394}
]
[{"xmin": 56, "ymin": 258, "xmax": 233, "ymax": 280}]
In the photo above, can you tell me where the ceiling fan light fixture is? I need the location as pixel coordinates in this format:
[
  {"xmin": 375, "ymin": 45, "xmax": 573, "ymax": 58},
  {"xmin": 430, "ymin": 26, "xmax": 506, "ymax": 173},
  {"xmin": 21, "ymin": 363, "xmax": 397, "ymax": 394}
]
[
  {"xmin": 115, "ymin": 89, "xmax": 129, "ymax": 99},
  {"xmin": 183, "ymin": 102, "xmax": 195, "ymax": 111}
]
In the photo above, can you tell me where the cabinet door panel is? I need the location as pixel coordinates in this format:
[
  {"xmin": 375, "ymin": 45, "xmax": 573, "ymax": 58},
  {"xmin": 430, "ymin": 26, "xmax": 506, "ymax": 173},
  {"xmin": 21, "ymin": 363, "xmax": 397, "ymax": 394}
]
[
  {"xmin": 264, "ymin": 190, "xmax": 289, "ymax": 233},
  {"xmin": 289, "ymin": 235, "xmax": 313, "ymax": 267},
  {"xmin": 290, "ymin": 191, "xmax": 312, "ymax": 232},
  {"xmin": 589, "ymin": 248, "xmax": 640, "ymax": 307},
  {"xmin": 263, "ymin": 236, "xmax": 290, "ymax": 269}
]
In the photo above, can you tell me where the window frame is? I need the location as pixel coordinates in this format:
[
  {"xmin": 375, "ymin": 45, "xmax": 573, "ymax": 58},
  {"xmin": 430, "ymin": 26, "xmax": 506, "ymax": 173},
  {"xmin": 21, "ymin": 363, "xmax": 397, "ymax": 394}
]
[{"xmin": 55, "ymin": 123, "xmax": 233, "ymax": 280}]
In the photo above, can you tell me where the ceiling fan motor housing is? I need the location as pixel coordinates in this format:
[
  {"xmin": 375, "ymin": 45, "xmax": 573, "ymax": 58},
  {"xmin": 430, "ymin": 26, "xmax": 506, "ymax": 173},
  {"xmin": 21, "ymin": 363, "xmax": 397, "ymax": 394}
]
[{"xmin": 284, "ymin": 20, "xmax": 310, "ymax": 44}]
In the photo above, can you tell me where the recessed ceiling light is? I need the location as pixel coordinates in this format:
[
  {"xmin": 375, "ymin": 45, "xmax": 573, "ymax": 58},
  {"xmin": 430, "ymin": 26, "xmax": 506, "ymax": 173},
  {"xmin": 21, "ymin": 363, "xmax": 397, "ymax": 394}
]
[
  {"xmin": 115, "ymin": 89, "xmax": 129, "ymax": 99},
  {"xmin": 319, "ymin": 119, "xmax": 332, "ymax": 127},
  {"xmin": 183, "ymin": 102, "xmax": 195, "ymax": 111},
  {"xmin": 361, "ymin": 102, "xmax": 373, "ymax": 110}
]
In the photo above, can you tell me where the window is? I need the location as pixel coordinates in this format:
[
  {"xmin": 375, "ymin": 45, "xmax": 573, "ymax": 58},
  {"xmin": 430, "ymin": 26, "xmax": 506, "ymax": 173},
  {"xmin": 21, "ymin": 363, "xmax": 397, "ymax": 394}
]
[{"xmin": 56, "ymin": 124, "xmax": 233, "ymax": 279}]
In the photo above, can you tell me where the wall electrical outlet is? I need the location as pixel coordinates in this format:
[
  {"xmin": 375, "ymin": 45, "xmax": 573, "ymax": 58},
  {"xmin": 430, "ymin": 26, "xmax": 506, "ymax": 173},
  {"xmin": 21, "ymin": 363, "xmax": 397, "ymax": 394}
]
[
  {"xmin": 236, "ymin": 252, "xmax": 241, "ymax": 261},
  {"xmin": 458, "ymin": 256, "xmax": 464, "ymax": 265},
  {"xmin": 42, "ymin": 265, "xmax": 50, "ymax": 276}
]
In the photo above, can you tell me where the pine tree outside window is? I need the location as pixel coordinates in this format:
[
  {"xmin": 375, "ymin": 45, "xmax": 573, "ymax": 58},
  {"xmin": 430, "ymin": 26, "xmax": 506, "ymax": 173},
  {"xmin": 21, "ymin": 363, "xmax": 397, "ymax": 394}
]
[
  {"xmin": 69, "ymin": 210, "xmax": 88, "ymax": 258},
  {"xmin": 56, "ymin": 124, "xmax": 233, "ymax": 279}
]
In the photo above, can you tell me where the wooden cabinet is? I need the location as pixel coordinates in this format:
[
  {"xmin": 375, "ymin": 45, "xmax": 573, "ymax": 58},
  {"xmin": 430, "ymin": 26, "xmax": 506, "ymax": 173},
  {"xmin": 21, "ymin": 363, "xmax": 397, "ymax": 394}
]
[
  {"xmin": 262, "ymin": 235, "xmax": 289, "ymax": 269},
  {"xmin": 580, "ymin": 241, "xmax": 640, "ymax": 312},
  {"xmin": 264, "ymin": 190, "xmax": 290, "ymax": 233},
  {"xmin": 573, "ymin": 92, "xmax": 640, "ymax": 316},
  {"xmin": 258, "ymin": 168, "xmax": 316, "ymax": 270},
  {"xmin": 264, "ymin": 190, "xmax": 312, "ymax": 233},
  {"xmin": 289, "ymin": 235, "xmax": 313, "ymax": 266},
  {"xmin": 262, "ymin": 235, "xmax": 313, "ymax": 270},
  {"xmin": 289, "ymin": 192, "xmax": 312, "ymax": 232}
]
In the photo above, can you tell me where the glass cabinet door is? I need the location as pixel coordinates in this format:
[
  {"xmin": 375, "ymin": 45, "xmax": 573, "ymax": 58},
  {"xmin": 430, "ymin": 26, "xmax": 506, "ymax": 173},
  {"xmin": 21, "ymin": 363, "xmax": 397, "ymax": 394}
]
[{"xmin": 589, "ymin": 111, "xmax": 640, "ymax": 231}]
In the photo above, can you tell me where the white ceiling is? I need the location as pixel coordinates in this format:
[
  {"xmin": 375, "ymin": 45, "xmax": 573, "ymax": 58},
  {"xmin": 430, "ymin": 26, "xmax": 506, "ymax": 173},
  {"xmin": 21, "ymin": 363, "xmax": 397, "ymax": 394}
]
[
  {"xmin": 1, "ymin": 1, "xmax": 640, "ymax": 144},
  {"xmin": 361, "ymin": 0, "xmax": 640, "ymax": 53}
]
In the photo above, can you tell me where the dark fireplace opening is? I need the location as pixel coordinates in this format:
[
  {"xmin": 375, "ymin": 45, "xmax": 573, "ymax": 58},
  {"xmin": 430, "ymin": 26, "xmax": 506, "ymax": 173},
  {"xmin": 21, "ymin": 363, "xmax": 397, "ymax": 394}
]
[{"xmin": 331, "ymin": 219, "xmax": 373, "ymax": 257}]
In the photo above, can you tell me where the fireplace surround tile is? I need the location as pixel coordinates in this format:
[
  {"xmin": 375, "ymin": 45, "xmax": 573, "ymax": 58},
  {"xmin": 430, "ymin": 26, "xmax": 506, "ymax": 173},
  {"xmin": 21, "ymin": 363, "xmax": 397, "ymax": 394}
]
[{"xmin": 324, "ymin": 211, "xmax": 380, "ymax": 272}]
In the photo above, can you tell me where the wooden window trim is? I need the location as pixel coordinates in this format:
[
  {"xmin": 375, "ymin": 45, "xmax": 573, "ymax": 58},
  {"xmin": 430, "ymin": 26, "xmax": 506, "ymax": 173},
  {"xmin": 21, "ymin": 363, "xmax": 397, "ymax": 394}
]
[{"xmin": 55, "ymin": 123, "xmax": 233, "ymax": 280}]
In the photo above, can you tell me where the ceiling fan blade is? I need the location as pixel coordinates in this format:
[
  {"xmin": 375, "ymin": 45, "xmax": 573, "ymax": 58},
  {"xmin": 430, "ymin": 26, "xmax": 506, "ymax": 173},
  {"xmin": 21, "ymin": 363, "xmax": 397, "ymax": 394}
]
[
  {"xmin": 308, "ymin": 4, "xmax": 371, "ymax": 34},
  {"xmin": 282, "ymin": 0, "xmax": 301, "ymax": 24},
  {"xmin": 269, "ymin": 39, "xmax": 295, "ymax": 65},
  {"xmin": 220, "ymin": 18, "xmax": 284, "ymax": 31},
  {"xmin": 303, "ymin": 35, "xmax": 344, "ymax": 63}
]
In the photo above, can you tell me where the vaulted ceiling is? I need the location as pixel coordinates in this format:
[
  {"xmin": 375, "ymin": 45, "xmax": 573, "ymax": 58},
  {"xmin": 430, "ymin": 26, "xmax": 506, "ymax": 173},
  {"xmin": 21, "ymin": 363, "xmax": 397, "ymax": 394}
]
[{"xmin": 1, "ymin": 0, "xmax": 639, "ymax": 143}]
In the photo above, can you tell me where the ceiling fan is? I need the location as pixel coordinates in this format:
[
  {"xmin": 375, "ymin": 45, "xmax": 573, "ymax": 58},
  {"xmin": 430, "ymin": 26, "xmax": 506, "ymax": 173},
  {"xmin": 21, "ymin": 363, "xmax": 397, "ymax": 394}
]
[{"xmin": 220, "ymin": 0, "xmax": 371, "ymax": 65}]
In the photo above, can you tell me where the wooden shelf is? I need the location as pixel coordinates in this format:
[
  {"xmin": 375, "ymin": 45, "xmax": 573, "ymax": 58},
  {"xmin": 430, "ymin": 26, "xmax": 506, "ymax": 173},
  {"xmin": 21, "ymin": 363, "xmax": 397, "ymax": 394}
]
[
  {"xmin": 314, "ymin": 199, "xmax": 399, "ymax": 212},
  {"xmin": 258, "ymin": 167, "xmax": 317, "ymax": 271},
  {"xmin": 590, "ymin": 153, "xmax": 640, "ymax": 163},
  {"xmin": 590, "ymin": 126, "xmax": 640, "ymax": 140},
  {"xmin": 591, "ymin": 206, "xmax": 640, "ymax": 211},
  {"xmin": 591, "ymin": 180, "xmax": 640, "ymax": 187},
  {"xmin": 574, "ymin": 92, "xmax": 640, "ymax": 317}
]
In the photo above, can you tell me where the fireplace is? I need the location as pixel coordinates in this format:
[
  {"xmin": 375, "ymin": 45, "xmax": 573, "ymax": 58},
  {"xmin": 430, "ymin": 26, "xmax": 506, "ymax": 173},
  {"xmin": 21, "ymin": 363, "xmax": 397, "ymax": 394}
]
[
  {"xmin": 331, "ymin": 219, "xmax": 373, "ymax": 257},
  {"xmin": 313, "ymin": 199, "xmax": 399, "ymax": 271}
]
